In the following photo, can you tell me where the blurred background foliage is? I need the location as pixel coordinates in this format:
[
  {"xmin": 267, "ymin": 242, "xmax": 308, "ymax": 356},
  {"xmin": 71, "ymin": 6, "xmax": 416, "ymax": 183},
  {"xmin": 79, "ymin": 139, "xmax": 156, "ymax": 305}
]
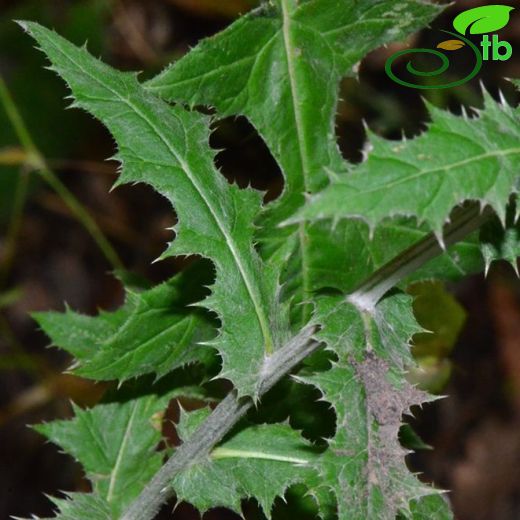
[{"xmin": 1, "ymin": 1, "xmax": 520, "ymax": 519}]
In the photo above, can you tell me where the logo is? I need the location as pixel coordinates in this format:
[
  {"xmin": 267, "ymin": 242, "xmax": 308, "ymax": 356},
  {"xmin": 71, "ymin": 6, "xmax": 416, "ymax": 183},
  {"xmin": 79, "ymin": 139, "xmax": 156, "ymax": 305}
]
[{"xmin": 385, "ymin": 5, "xmax": 515, "ymax": 89}]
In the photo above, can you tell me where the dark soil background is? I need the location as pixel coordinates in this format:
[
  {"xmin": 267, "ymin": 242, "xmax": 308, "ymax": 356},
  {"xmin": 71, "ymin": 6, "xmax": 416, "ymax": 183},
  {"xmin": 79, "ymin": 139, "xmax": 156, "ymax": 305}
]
[{"xmin": 1, "ymin": 1, "xmax": 520, "ymax": 519}]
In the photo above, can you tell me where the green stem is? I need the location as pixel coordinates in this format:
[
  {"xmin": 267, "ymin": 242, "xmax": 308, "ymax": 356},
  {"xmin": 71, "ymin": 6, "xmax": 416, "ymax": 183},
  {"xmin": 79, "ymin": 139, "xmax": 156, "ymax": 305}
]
[
  {"xmin": 0, "ymin": 166, "xmax": 30, "ymax": 286},
  {"xmin": 348, "ymin": 204, "xmax": 491, "ymax": 310},
  {"xmin": 0, "ymin": 76, "xmax": 123, "ymax": 270},
  {"xmin": 120, "ymin": 325, "xmax": 318, "ymax": 520}
]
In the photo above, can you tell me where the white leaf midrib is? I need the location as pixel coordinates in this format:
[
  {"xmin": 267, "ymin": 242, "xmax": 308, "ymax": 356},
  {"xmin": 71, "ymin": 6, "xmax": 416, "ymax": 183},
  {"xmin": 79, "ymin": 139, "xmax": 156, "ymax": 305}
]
[
  {"xmin": 281, "ymin": 0, "xmax": 313, "ymax": 323},
  {"xmin": 42, "ymin": 31, "xmax": 275, "ymax": 356}
]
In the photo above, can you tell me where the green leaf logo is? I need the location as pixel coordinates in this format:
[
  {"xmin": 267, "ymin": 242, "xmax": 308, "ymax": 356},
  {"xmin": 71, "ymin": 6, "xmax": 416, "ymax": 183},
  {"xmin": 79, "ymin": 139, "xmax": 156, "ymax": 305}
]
[{"xmin": 453, "ymin": 5, "xmax": 514, "ymax": 35}]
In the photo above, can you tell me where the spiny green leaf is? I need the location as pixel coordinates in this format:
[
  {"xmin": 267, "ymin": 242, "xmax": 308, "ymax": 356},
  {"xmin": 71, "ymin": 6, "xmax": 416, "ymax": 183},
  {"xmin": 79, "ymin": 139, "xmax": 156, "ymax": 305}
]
[
  {"xmin": 480, "ymin": 207, "xmax": 520, "ymax": 275},
  {"xmin": 22, "ymin": 22, "xmax": 291, "ymax": 398},
  {"xmin": 147, "ymin": 0, "xmax": 440, "ymax": 200},
  {"xmin": 297, "ymin": 294, "xmax": 442, "ymax": 519},
  {"xmin": 14, "ymin": 493, "xmax": 112, "ymax": 520},
  {"xmin": 146, "ymin": 0, "xmax": 442, "ymax": 324},
  {"xmin": 453, "ymin": 5, "xmax": 514, "ymax": 35},
  {"xmin": 35, "ymin": 382, "xmax": 178, "ymax": 517},
  {"xmin": 33, "ymin": 266, "xmax": 216, "ymax": 382},
  {"xmin": 297, "ymin": 93, "xmax": 520, "ymax": 237},
  {"xmin": 173, "ymin": 408, "xmax": 321, "ymax": 517}
]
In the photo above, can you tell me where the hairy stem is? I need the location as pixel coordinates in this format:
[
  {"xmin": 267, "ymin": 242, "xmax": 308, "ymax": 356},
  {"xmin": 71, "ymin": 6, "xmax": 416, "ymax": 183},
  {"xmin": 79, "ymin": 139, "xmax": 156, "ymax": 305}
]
[
  {"xmin": 122, "ymin": 203, "xmax": 493, "ymax": 520},
  {"xmin": 0, "ymin": 76, "xmax": 123, "ymax": 271},
  {"xmin": 348, "ymin": 204, "xmax": 492, "ymax": 310},
  {"xmin": 121, "ymin": 325, "xmax": 318, "ymax": 520}
]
